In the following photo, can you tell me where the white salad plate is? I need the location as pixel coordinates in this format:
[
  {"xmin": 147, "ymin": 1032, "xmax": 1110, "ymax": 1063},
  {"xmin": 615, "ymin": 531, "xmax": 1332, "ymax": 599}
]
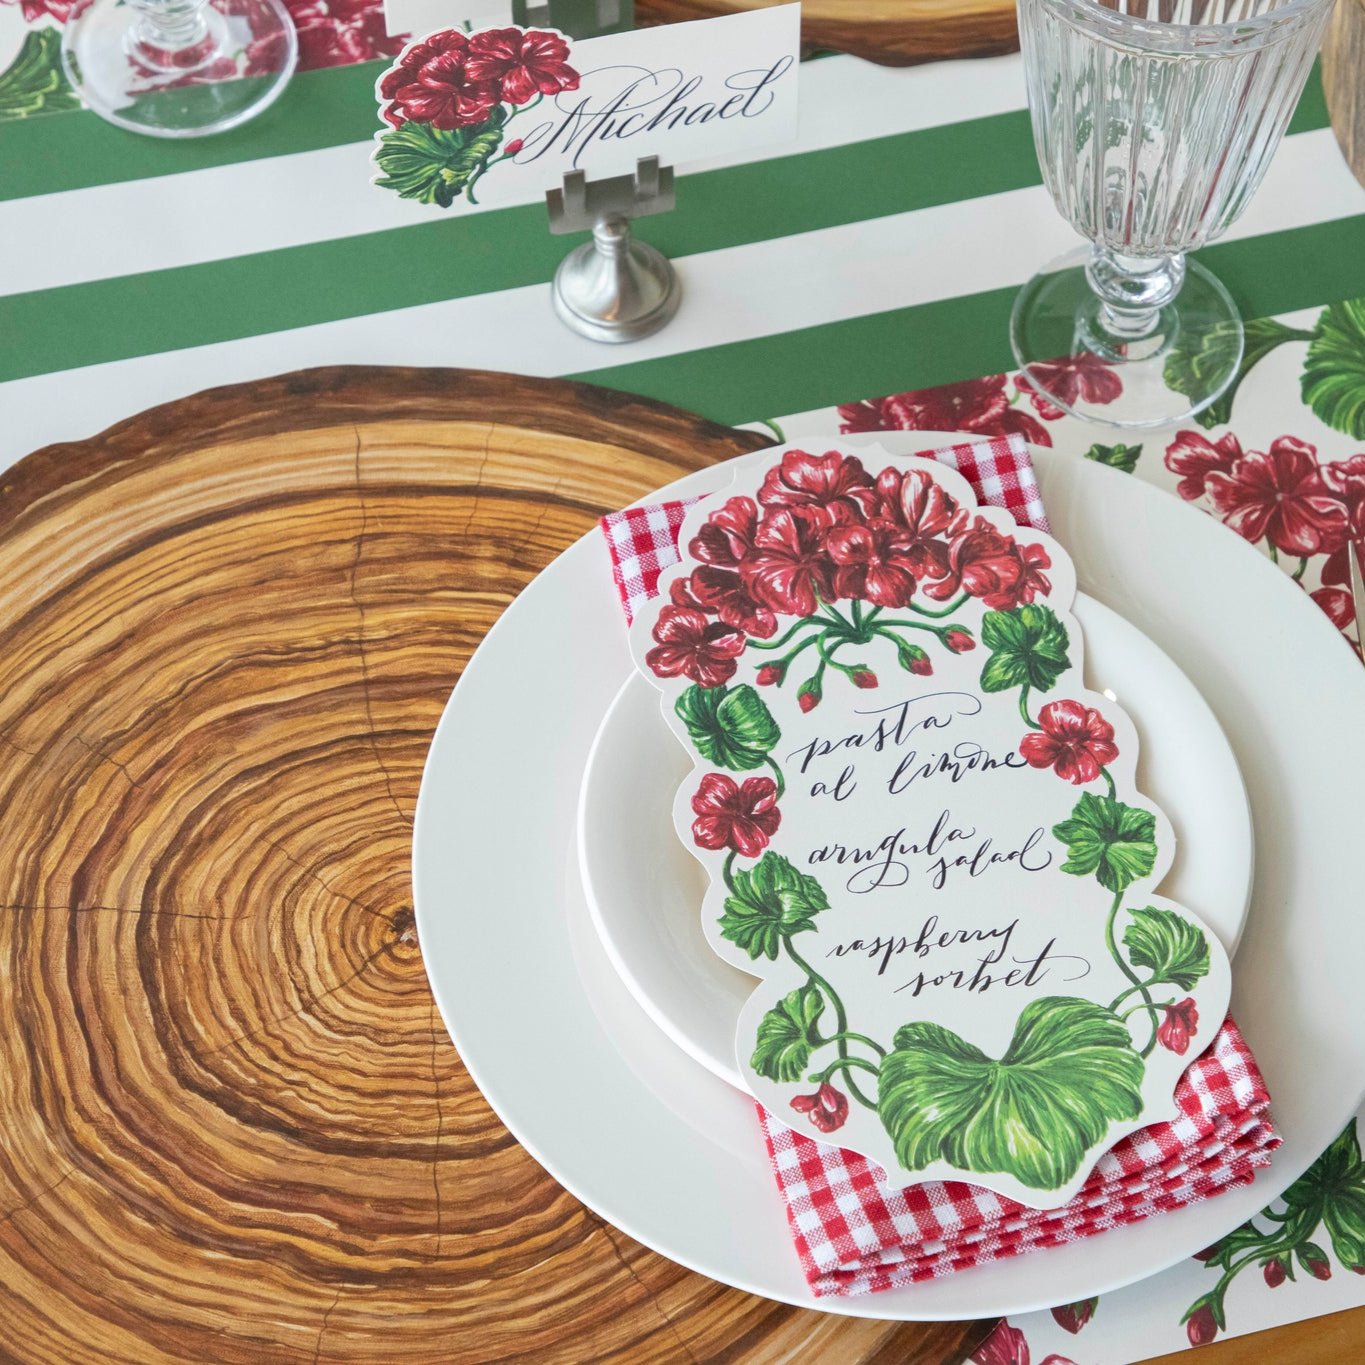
[
  {"xmin": 579, "ymin": 589, "xmax": 1254, "ymax": 1090},
  {"xmin": 413, "ymin": 436, "xmax": 1365, "ymax": 1319}
]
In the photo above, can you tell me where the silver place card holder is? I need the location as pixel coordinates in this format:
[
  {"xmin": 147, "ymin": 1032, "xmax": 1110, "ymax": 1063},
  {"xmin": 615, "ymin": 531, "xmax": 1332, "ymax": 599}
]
[{"xmin": 545, "ymin": 155, "xmax": 682, "ymax": 344}]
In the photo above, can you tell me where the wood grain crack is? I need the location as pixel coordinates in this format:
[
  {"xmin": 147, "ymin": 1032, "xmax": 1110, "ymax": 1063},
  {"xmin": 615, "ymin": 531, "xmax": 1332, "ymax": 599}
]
[{"xmin": 591, "ymin": 1214, "xmax": 699, "ymax": 1365}]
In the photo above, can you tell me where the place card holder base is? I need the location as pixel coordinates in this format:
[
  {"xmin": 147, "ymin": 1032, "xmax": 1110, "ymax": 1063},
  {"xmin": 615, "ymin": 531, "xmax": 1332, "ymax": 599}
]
[{"xmin": 545, "ymin": 156, "xmax": 681, "ymax": 344}]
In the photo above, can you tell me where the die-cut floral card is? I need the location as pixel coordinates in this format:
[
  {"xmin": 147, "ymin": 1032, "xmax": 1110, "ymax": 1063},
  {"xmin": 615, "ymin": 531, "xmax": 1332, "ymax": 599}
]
[{"xmin": 629, "ymin": 444, "xmax": 1232, "ymax": 1209}]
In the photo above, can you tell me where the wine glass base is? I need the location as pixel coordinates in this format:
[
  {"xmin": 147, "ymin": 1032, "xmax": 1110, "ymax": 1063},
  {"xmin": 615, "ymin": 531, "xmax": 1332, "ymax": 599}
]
[
  {"xmin": 61, "ymin": 0, "xmax": 297, "ymax": 139},
  {"xmin": 1011, "ymin": 246, "xmax": 1244, "ymax": 430}
]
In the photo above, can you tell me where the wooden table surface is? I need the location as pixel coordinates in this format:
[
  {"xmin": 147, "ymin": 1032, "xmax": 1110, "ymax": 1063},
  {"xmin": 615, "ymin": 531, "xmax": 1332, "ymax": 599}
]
[
  {"xmin": 0, "ymin": 367, "xmax": 997, "ymax": 1363},
  {"xmin": 634, "ymin": 0, "xmax": 1018, "ymax": 66}
]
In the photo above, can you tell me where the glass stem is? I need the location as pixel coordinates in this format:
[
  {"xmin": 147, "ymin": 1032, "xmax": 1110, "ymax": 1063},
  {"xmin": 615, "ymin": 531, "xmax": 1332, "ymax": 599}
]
[
  {"xmin": 1083, "ymin": 247, "xmax": 1186, "ymax": 358},
  {"xmin": 129, "ymin": 0, "xmax": 212, "ymax": 62}
]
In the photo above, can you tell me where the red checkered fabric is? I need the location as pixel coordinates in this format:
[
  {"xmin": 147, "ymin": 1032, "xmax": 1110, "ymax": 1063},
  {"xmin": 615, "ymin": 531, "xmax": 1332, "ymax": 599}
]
[
  {"xmin": 599, "ymin": 433, "xmax": 1277, "ymax": 1297},
  {"xmin": 600, "ymin": 435, "xmax": 1049, "ymax": 622},
  {"xmin": 760, "ymin": 1021, "xmax": 1274, "ymax": 1295}
]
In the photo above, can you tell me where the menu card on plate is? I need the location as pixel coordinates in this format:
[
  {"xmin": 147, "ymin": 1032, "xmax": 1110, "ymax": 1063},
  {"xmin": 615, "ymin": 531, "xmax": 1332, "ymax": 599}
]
[
  {"xmin": 370, "ymin": 6, "xmax": 800, "ymax": 210},
  {"xmin": 630, "ymin": 444, "xmax": 1232, "ymax": 1210}
]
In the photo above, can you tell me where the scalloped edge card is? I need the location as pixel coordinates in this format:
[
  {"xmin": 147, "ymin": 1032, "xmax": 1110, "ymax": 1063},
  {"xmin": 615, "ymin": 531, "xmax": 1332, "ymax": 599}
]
[{"xmin": 628, "ymin": 444, "xmax": 1232, "ymax": 1210}]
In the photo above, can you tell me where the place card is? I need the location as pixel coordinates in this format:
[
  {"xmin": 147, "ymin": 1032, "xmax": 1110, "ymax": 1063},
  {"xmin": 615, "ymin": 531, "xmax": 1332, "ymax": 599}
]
[
  {"xmin": 371, "ymin": 6, "xmax": 800, "ymax": 210},
  {"xmin": 381, "ymin": 0, "xmax": 510, "ymax": 40},
  {"xmin": 630, "ymin": 444, "xmax": 1232, "ymax": 1209}
]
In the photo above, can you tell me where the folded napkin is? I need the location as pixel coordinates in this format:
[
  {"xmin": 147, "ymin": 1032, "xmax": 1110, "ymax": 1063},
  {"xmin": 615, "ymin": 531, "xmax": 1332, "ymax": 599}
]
[{"xmin": 599, "ymin": 433, "xmax": 1278, "ymax": 1297}]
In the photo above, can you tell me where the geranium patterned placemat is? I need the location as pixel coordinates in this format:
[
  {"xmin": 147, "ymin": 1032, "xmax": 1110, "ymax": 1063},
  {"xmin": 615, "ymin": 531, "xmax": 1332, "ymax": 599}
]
[{"xmin": 772, "ymin": 299, "xmax": 1365, "ymax": 1358}]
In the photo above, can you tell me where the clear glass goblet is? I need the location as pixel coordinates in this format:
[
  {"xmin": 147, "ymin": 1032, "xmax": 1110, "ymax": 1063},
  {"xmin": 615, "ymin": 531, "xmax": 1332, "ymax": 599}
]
[
  {"xmin": 62, "ymin": 0, "xmax": 297, "ymax": 139},
  {"xmin": 1012, "ymin": 0, "xmax": 1336, "ymax": 428}
]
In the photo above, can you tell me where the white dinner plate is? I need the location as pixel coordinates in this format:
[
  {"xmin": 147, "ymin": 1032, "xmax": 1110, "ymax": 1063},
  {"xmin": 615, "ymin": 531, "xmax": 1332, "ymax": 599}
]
[
  {"xmin": 413, "ymin": 442, "xmax": 1365, "ymax": 1319},
  {"xmin": 579, "ymin": 588, "xmax": 1254, "ymax": 1090}
]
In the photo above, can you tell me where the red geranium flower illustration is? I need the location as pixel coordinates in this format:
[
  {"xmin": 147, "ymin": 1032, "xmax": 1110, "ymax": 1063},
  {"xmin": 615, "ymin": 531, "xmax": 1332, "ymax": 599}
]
[
  {"xmin": 1312, "ymin": 586, "xmax": 1355, "ymax": 630},
  {"xmin": 944, "ymin": 629, "xmax": 975, "ymax": 653},
  {"xmin": 290, "ymin": 0, "xmax": 404, "ymax": 72},
  {"xmin": 756, "ymin": 449, "xmax": 879, "ymax": 521},
  {"xmin": 1157, "ymin": 998, "xmax": 1199, "ymax": 1056},
  {"xmin": 873, "ymin": 466, "xmax": 962, "ymax": 581},
  {"xmin": 1016, "ymin": 352, "xmax": 1122, "ymax": 420},
  {"xmin": 690, "ymin": 773, "xmax": 780, "ymax": 857},
  {"xmin": 464, "ymin": 26, "xmax": 580, "ymax": 105},
  {"xmin": 1206, "ymin": 437, "xmax": 1349, "ymax": 557},
  {"xmin": 1264, "ymin": 1257, "xmax": 1287, "ymax": 1288},
  {"xmin": 13, "ymin": 0, "xmax": 76, "ymax": 19},
  {"xmin": 970, "ymin": 1322, "xmax": 1075, "ymax": 1365},
  {"xmin": 1164, "ymin": 429, "xmax": 1244, "ymax": 502},
  {"xmin": 690, "ymin": 495, "xmax": 759, "ymax": 569},
  {"xmin": 742, "ymin": 507, "xmax": 836, "ymax": 617},
  {"xmin": 1321, "ymin": 454, "xmax": 1365, "ymax": 587},
  {"xmin": 378, "ymin": 30, "xmax": 499, "ymax": 129},
  {"xmin": 925, "ymin": 521, "xmax": 1051, "ymax": 611},
  {"xmin": 790, "ymin": 1081, "xmax": 848, "ymax": 1134},
  {"xmin": 838, "ymin": 375, "xmax": 1052, "ymax": 447},
  {"xmin": 1020, "ymin": 700, "xmax": 1118, "ymax": 784},
  {"xmin": 825, "ymin": 520, "xmax": 919, "ymax": 608},
  {"xmin": 1050, "ymin": 1298, "xmax": 1096, "ymax": 1334},
  {"xmin": 689, "ymin": 566, "xmax": 778, "ymax": 638},
  {"xmin": 645, "ymin": 607, "xmax": 745, "ymax": 688}
]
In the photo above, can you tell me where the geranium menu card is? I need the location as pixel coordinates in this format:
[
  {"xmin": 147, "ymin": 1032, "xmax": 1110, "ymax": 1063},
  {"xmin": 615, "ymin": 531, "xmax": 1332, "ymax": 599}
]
[
  {"xmin": 630, "ymin": 444, "xmax": 1232, "ymax": 1209},
  {"xmin": 371, "ymin": 6, "xmax": 800, "ymax": 210}
]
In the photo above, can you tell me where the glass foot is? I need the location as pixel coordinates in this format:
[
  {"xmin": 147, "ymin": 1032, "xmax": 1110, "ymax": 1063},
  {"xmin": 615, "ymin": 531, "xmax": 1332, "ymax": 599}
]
[
  {"xmin": 62, "ymin": 0, "xmax": 297, "ymax": 139},
  {"xmin": 1010, "ymin": 246, "xmax": 1244, "ymax": 430}
]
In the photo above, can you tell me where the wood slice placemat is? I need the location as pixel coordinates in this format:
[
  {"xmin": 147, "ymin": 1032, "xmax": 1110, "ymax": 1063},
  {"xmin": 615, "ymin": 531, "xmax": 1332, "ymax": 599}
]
[
  {"xmin": 635, "ymin": 0, "xmax": 1018, "ymax": 66},
  {"xmin": 0, "ymin": 367, "xmax": 996, "ymax": 1364}
]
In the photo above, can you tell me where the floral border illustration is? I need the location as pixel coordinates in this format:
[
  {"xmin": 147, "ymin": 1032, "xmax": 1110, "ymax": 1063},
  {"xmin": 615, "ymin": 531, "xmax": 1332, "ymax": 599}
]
[{"xmin": 644, "ymin": 449, "xmax": 1220, "ymax": 1193}]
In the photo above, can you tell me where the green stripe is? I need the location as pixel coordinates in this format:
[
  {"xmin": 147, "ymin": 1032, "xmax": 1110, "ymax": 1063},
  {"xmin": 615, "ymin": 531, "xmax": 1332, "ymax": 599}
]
[
  {"xmin": 570, "ymin": 214, "xmax": 1365, "ymax": 427},
  {"xmin": 0, "ymin": 78, "xmax": 1334, "ymax": 384},
  {"xmin": 0, "ymin": 110, "xmax": 1040, "ymax": 381},
  {"xmin": 0, "ymin": 61, "xmax": 389, "ymax": 203},
  {"xmin": 0, "ymin": 57, "xmax": 1329, "ymax": 202}
]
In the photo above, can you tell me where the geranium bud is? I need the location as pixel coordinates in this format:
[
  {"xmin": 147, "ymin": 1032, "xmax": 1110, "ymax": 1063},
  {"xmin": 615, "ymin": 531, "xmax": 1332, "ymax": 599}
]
[
  {"xmin": 797, "ymin": 676, "xmax": 822, "ymax": 713},
  {"xmin": 1263, "ymin": 1257, "xmax": 1286, "ymax": 1288},
  {"xmin": 851, "ymin": 669, "xmax": 878, "ymax": 689},
  {"xmin": 756, "ymin": 663, "xmax": 785, "ymax": 686},
  {"xmin": 897, "ymin": 642, "xmax": 933, "ymax": 677},
  {"xmin": 790, "ymin": 1082, "xmax": 849, "ymax": 1133},
  {"xmin": 505, "ymin": 138, "xmax": 524, "ymax": 155},
  {"xmin": 1050, "ymin": 1297, "xmax": 1097, "ymax": 1334},
  {"xmin": 1307, "ymin": 1257, "xmax": 1331, "ymax": 1281},
  {"xmin": 943, "ymin": 628, "xmax": 975, "ymax": 653},
  {"xmin": 1185, "ymin": 1304, "xmax": 1218, "ymax": 1346}
]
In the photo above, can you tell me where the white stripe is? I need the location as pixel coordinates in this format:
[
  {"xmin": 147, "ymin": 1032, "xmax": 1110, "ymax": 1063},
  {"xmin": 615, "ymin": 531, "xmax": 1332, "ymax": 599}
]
[
  {"xmin": 0, "ymin": 53, "xmax": 1028, "ymax": 295},
  {"xmin": 0, "ymin": 127, "xmax": 1355, "ymax": 471}
]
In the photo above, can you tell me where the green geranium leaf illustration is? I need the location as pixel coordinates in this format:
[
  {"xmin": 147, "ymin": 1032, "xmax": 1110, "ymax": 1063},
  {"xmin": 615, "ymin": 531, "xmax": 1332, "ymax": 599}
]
[
  {"xmin": 676, "ymin": 683, "xmax": 780, "ymax": 771},
  {"xmin": 1122, "ymin": 906, "xmax": 1210, "ymax": 990},
  {"xmin": 374, "ymin": 109, "xmax": 506, "ymax": 207},
  {"xmin": 1303, "ymin": 299, "xmax": 1365, "ymax": 439},
  {"xmin": 718, "ymin": 852, "xmax": 828, "ymax": 961},
  {"xmin": 877, "ymin": 996, "xmax": 1144, "ymax": 1189},
  {"xmin": 979, "ymin": 604, "xmax": 1071, "ymax": 695},
  {"xmin": 1083, "ymin": 442, "xmax": 1142, "ymax": 474},
  {"xmin": 1053, "ymin": 792, "xmax": 1158, "ymax": 894},
  {"xmin": 751, "ymin": 984, "xmax": 824, "ymax": 1082},
  {"xmin": 1282, "ymin": 1120, "xmax": 1365, "ymax": 1271},
  {"xmin": 1165, "ymin": 315, "xmax": 1311, "ymax": 430},
  {"xmin": 0, "ymin": 30, "xmax": 81, "ymax": 119}
]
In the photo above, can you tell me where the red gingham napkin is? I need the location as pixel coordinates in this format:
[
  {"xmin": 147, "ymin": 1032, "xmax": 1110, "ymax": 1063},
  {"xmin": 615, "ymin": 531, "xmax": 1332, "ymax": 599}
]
[{"xmin": 599, "ymin": 433, "xmax": 1277, "ymax": 1297}]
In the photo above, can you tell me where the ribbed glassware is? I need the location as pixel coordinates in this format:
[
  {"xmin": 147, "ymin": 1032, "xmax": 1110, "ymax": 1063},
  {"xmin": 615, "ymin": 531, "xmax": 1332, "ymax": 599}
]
[{"xmin": 1011, "ymin": 0, "xmax": 1337, "ymax": 428}]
